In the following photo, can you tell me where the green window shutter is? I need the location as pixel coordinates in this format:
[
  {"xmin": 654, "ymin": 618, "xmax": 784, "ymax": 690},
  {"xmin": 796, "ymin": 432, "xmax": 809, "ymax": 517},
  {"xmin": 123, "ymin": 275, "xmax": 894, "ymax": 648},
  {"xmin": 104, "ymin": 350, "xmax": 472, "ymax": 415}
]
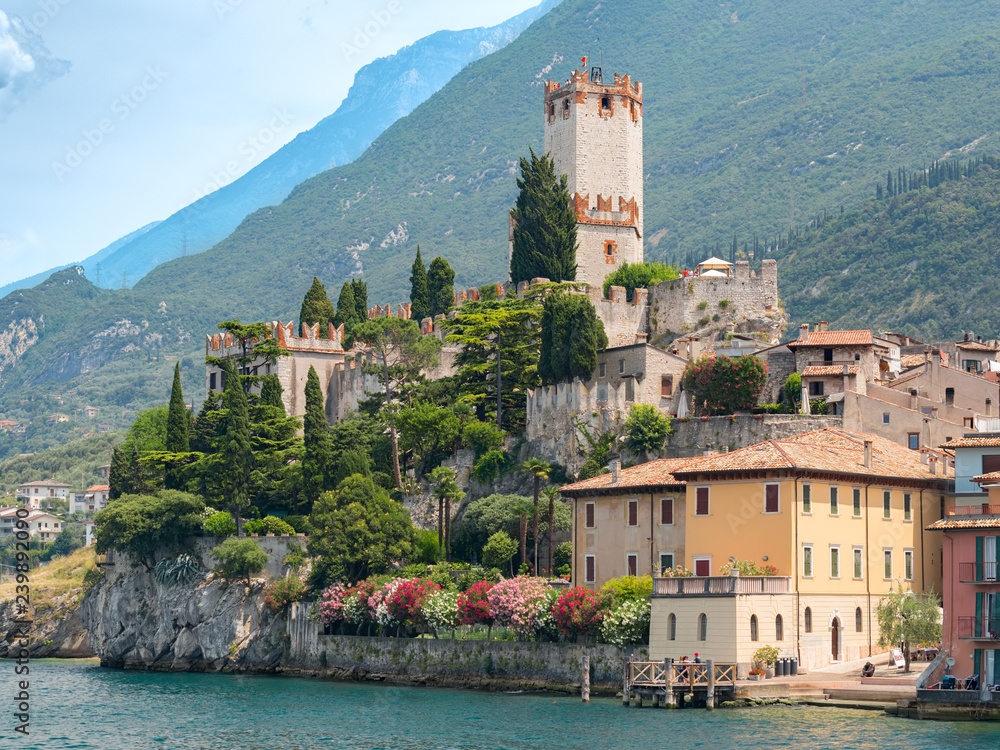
[
  {"xmin": 977, "ymin": 536, "xmax": 984, "ymax": 581},
  {"xmin": 994, "ymin": 650, "xmax": 1000, "ymax": 685},
  {"xmin": 993, "ymin": 594, "xmax": 1000, "ymax": 635},
  {"xmin": 976, "ymin": 592, "xmax": 983, "ymax": 638},
  {"xmin": 974, "ymin": 648, "xmax": 982, "ymax": 679}
]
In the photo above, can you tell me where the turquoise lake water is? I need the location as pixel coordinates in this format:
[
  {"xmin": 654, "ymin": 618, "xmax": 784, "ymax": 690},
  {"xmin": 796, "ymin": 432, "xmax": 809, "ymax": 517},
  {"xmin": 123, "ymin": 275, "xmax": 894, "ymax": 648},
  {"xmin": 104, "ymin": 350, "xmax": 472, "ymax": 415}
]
[{"xmin": 8, "ymin": 659, "xmax": 1000, "ymax": 749}]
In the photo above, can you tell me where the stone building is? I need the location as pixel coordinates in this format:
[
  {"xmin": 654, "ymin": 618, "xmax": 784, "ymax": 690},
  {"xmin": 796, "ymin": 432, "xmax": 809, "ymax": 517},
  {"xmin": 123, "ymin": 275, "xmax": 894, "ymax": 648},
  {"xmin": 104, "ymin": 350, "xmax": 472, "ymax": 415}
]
[{"xmin": 540, "ymin": 67, "xmax": 644, "ymax": 288}]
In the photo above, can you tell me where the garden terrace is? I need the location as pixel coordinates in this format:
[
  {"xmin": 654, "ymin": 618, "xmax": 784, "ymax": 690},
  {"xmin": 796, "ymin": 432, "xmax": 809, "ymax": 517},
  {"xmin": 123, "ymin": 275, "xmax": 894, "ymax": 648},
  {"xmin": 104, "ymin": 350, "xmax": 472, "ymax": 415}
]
[{"xmin": 652, "ymin": 576, "xmax": 791, "ymax": 597}]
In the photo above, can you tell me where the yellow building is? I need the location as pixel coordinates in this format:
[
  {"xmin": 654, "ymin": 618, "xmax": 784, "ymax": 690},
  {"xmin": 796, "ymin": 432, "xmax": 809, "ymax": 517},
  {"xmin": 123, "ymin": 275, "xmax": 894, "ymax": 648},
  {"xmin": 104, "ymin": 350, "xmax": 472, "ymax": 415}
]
[{"xmin": 560, "ymin": 458, "xmax": 697, "ymax": 587}]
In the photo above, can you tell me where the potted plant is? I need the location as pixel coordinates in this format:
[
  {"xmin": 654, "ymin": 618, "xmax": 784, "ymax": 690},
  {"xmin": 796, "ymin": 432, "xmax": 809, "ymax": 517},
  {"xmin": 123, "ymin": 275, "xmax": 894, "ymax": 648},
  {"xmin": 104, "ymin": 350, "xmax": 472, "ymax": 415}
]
[
  {"xmin": 753, "ymin": 645, "xmax": 780, "ymax": 678},
  {"xmin": 747, "ymin": 668, "xmax": 765, "ymax": 681}
]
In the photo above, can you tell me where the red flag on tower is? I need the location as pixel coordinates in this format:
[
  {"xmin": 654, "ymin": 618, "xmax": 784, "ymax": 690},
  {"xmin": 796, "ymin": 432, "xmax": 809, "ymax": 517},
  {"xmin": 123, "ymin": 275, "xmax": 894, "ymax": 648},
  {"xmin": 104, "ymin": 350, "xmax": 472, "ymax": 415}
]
[{"xmin": 581, "ymin": 56, "xmax": 587, "ymax": 68}]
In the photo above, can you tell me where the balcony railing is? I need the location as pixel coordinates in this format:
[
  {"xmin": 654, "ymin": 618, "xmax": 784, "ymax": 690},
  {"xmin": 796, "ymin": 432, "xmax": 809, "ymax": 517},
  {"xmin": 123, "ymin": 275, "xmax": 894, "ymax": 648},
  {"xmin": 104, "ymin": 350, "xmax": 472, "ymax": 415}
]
[
  {"xmin": 948, "ymin": 504, "xmax": 1000, "ymax": 517},
  {"xmin": 958, "ymin": 562, "xmax": 1000, "ymax": 583},
  {"xmin": 806, "ymin": 360, "xmax": 859, "ymax": 368},
  {"xmin": 957, "ymin": 616, "xmax": 1000, "ymax": 640},
  {"xmin": 653, "ymin": 576, "xmax": 791, "ymax": 597}
]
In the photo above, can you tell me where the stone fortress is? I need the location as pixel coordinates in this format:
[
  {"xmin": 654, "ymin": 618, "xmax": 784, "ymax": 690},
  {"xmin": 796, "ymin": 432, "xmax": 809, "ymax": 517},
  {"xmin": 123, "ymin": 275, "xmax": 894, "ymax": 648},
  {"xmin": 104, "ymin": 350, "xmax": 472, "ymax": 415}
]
[{"xmin": 205, "ymin": 65, "xmax": 787, "ymax": 463}]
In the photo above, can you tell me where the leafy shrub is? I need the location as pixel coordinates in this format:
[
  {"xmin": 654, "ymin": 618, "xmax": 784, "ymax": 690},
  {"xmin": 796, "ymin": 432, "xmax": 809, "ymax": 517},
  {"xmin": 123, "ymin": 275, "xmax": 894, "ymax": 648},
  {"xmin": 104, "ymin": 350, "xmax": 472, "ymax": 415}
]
[
  {"xmin": 682, "ymin": 354, "xmax": 768, "ymax": 415},
  {"xmin": 487, "ymin": 576, "xmax": 552, "ymax": 636},
  {"xmin": 661, "ymin": 565, "xmax": 694, "ymax": 578},
  {"xmin": 424, "ymin": 590, "xmax": 460, "ymax": 631},
  {"xmin": 753, "ymin": 645, "xmax": 780, "ymax": 666},
  {"xmin": 623, "ymin": 404, "xmax": 672, "ymax": 454},
  {"xmin": 601, "ymin": 575, "xmax": 653, "ymax": 604},
  {"xmin": 427, "ymin": 564, "xmax": 457, "ymax": 591},
  {"xmin": 809, "ymin": 397, "xmax": 829, "ymax": 415},
  {"xmin": 243, "ymin": 515, "xmax": 296, "ymax": 536},
  {"xmin": 94, "ymin": 490, "xmax": 205, "ymax": 563},
  {"xmin": 602, "ymin": 261, "xmax": 679, "ymax": 300},
  {"xmin": 282, "ymin": 543, "xmax": 307, "ymax": 573},
  {"xmin": 263, "ymin": 577, "xmax": 306, "ymax": 612},
  {"xmin": 697, "ymin": 300, "xmax": 708, "ymax": 310},
  {"xmin": 553, "ymin": 541, "xmax": 572, "ymax": 570},
  {"xmin": 456, "ymin": 567, "xmax": 501, "ymax": 592},
  {"xmin": 203, "ymin": 511, "xmax": 237, "ymax": 538},
  {"xmin": 552, "ymin": 587, "xmax": 608, "ymax": 637},
  {"xmin": 720, "ymin": 558, "xmax": 778, "ymax": 576},
  {"xmin": 471, "ymin": 449, "xmax": 512, "ymax": 483},
  {"xmin": 82, "ymin": 567, "xmax": 105, "ymax": 595},
  {"xmin": 211, "ymin": 538, "xmax": 268, "ymax": 585},
  {"xmin": 284, "ymin": 515, "xmax": 308, "ymax": 533},
  {"xmin": 457, "ymin": 580, "xmax": 494, "ymax": 626},
  {"xmin": 482, "ymin": 531, "xmax": 517, "ymax": 572},
  {"xmin": 414, "ymin": 530, "xmax": 439, "ymax": 564},
  {"xmin": 463, "ymin": 420, "xmax": 506, "ymax": 458},
  {"xmin": 601, "ymin": 599, "xmax": 651, "ymax": 646},
  {"xmin": 385, "ymin": 578, "xmax": 441, "ymax": 625},
  {"xmin": 718, "ymin": 299, "xmax": 729, "ymax": 308},
  {"xmin": 153, "ymin": 554, "xmax": 201, "ymax": 587}
]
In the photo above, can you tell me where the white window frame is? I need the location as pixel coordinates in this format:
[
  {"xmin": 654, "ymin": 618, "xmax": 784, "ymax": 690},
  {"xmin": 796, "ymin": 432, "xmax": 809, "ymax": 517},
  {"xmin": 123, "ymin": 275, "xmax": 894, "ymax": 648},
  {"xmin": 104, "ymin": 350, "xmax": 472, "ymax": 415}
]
[
  {"xmin": 764, "ymin": 482, "xmax": 780, "ymax": 514},
  {"xmin": 903, "ymin": 493, "xmax": 912, "ymax": 523},
  {"xmin": 883, "ymin": 548, "xmax": 893, "ymax": 580},
  {"xmin": 853, "ymin": 545, "xmax": 864, "ymax": 579},
  {"xmin": 802, "ymin": 543, "xmax": 814, "ymax": 578},
  {"xmin": 692, "ymin": 555, "xmax": 712, "ymax": 578},
  {"xmin": 830, "ymin": 544, "xmax": 841, "ymax": 579},
  {"xmin": 584, "ymin": 554, "xmax": 596, "ymax": 584},
  {"xmin": 659, "ymin": 551, "xmax": 675, "ymax": 574},
  {"xmin": 883, "ymin": 490, "xmax": 892, "ymax": 520},
  {"xmin": 904, "ymin": 548, "xmax": 914, "ymax": 581},
  {"xmin": 626, "ymin": 552, "xmax": 639, "ymax": 577},
  {"xmin": 801, "ymin": 483, "xmax": 812, "ymax": 514},
  {"xmin": 830, "ymin": 486, "xmax": 839, "ymax": 516},
  {"xmin": 853, "ymin": 487, "xmax": 862, "ymax": 518}
]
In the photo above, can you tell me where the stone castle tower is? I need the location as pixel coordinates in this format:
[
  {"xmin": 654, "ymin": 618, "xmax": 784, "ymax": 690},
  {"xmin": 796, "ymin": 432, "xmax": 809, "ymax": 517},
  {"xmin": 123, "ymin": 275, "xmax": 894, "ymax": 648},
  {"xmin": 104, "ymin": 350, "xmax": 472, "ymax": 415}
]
[{"xmin": 543, "ymin": 67, "xmax": 644, "ymax": 287}]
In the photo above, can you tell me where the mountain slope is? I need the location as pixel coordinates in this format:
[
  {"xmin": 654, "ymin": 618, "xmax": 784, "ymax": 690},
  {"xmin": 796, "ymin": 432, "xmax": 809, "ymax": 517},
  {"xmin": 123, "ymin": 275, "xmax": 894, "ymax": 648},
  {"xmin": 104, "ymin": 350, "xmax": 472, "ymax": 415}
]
[
  {"xmin": 775, "ymin": 162, "xmax": 1000, "ymax": 339},
  {"xmin": 0, "ymin": 1, "xmax": 559, "ymax": 297}
]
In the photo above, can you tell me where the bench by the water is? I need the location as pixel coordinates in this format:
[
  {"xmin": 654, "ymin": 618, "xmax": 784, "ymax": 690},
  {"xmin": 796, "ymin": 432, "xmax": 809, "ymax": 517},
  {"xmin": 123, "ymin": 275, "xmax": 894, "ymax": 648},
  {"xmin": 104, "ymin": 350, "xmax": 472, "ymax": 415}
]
[{"xmin": 623, "ymin": 658, "xmax": 736, "ymax": 709}]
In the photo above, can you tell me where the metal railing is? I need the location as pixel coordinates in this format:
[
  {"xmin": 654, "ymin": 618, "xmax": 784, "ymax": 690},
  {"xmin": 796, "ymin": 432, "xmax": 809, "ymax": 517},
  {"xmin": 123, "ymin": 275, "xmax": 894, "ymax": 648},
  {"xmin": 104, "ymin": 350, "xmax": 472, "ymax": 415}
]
[
  {"xmin": 653, "ymin": 576, "xmax": 791, "ymax": 597},
  {"xmin": 626, "ymin": 660, "xmax": 736, "ymax": 688},
  {"xmin": 958, "ymin": 562, "xmax": 1000, "ymax": 583},
  {"xmin": 948, "ymin": 504, "xmax": 1000, "ymax": 517},
  {"xmin": 957, "ymin": 616, "xmax": 1000, "ymax": 639},
  {"xmin": 806, "ymin": 360, "xmax": 858, "ymax": 368}
]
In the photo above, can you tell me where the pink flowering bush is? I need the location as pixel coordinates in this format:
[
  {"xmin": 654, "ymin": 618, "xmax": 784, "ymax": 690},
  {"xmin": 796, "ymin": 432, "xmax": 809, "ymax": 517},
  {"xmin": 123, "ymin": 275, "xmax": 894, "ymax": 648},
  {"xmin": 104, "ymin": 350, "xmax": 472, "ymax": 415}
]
[
  {"xmin": 552, "ymin": 587, "xmax": 609, "ymax": 637},
  {"xmin": 317, "ymin": 582, "xmax": 349, "ymax": 625},
  {"xmin": 682, "ymin": 354, "xmax": 767, "ymax": 415},
  {"xmin": 385, "ymin": 578, "xmax": 441, "ymax": 625},
  {"xmin": 457, "ymin": 581, "xmax": 493, "ymax": 626},
  {"xmin": 263, "ymin": 576, "xmax": 306, "ymax": 613},
  {"xmin": 661, "ymin": 565, "xmax": 694, "ymax": 578},
  {"xmin": 487, "ymin": 576, "xmax": 552, "ymax": 636}
]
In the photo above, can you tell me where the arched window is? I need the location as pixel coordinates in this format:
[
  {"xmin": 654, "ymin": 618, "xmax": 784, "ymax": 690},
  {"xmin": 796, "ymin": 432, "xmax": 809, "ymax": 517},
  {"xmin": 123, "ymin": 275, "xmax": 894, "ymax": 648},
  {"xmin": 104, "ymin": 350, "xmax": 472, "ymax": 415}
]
[
  {"xmin": 804, "ymin": 607, "xmax": 813, "ymax": 633},
  {"xmin": 699, "ymin": 613, "xmax": 708, "ymax": 641},
  {"xmin": 669, "ymin": 613, "xmax": 677, "ymax": 641},
  {"xmin": 856, "ymin": 607, "xmax": 863, "ymax": 633},
  {"xmin": 750, "ymin": 614, "xmax": 759, "ymax": 642},
  {"xmin": 775, "ymin": 614, "xmax": 784, "ymax": 641}
]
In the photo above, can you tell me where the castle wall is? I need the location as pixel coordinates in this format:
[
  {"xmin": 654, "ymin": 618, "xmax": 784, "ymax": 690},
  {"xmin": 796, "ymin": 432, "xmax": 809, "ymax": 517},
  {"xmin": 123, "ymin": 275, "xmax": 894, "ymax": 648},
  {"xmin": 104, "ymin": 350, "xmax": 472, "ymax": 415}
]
[{"xmin": 648, "ymin": 260, "xmax": 780, "ymax": 341}]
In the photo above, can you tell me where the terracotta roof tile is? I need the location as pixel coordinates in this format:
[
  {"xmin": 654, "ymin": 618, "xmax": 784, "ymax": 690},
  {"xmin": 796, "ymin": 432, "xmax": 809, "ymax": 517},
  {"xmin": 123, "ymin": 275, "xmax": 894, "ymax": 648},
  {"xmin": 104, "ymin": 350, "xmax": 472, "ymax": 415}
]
[
  {"xmin": 927, "ymin": 517, "xmax": 1000, "ymax": 530},
  {"xmin": 560, "ymin": 457, "xmax": 704, "ymax": 495},
  {"xmin": 790, "ymin": 330, "xmax": 874, "ymax": 348},
  {"xmin": 973, "ymin": 472, "xmax": 1000, "ymax": 482},
  {"xmin": 900, "ymin": 355, "xmax": 926, "ymax": 370},
  {"xmin": 940, "ymin": 436, "xmax": 1000, "ymax": 449},
  {"xmin": 671, "ymin": 428, "xmax": 951, "ymax": 482},
  {"xmin": 801, "ymin": 365, "xmax": 860, "ymax": 377},
  {"xmin": 956, "ymin": 341, "xmax": 999, "ymax": 352}
]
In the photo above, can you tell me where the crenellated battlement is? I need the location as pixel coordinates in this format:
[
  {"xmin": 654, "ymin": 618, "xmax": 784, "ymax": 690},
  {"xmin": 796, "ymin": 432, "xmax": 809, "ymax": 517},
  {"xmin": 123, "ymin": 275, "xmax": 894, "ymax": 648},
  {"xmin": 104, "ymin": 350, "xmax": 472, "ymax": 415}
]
[{"xmin": 204, "ymin": 320, "xmax": 351, "ymax": 359}]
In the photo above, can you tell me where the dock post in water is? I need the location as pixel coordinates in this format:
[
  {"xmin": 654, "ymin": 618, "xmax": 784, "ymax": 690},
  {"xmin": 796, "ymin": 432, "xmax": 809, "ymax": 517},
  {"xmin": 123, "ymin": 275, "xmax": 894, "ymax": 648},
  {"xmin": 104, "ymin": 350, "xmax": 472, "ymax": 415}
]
[
  {"xmin": 664, "ymin": 658, "xmax": 675, "ymax": 708},
  {"xmin": 623, "ymin": 656, "xmax": 632, "ymax": 705},
  {"xmin": 706, "ymin": 660, "xmax": 715, "ymax": 710},
  {"xmin": 582, "ymin": 653, "xmax": 590, "ymax": 703}
]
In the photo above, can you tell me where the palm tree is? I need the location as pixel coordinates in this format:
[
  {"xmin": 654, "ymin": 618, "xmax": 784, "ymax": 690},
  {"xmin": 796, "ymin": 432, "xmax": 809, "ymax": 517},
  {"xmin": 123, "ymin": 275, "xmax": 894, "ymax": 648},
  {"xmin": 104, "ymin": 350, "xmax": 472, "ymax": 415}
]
[
  {"xmin": 430, "ymin": 466, "xmax": 465, "ymax": 563},
  {"xmin": 521, "ymin": 458, "xmax": 551, "ymax": 575},
  {"xmin": 512, "ymin": 498, "xmax": 534, "ymax": 573},
  {"xmin": 541, "ymin": 485, "xmax": 561, "ymax": 576}
]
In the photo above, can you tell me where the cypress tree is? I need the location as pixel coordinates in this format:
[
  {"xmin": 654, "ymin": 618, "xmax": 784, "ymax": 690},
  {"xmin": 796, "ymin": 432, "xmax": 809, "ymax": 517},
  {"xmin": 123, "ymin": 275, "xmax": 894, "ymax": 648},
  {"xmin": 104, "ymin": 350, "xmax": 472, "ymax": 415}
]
[
  {"xmin": 109, "ymin": 444, "xmax": 150, "ymax": 500},
  {"xmin": 334, "ymin": 281, "xmax": 357, "ymax": 330},
  {"xmin": 540, "ymin": 294, "xmax": 607, "ymax": 384},
  {"xmin": 409, "ymin": 246, "xmax": 430, "ymax": 322},
  {"xmin": 220, "ymin": 360, "xmax": 253, "ymax": 532},
  {"xmin": 351, "ymin": 278, "xmax": 368, "ymax": 323},
  {"xmin": 509, "ymin": 147, "xmax": 578, "ymax": 284},
  {"xmin": 298, "ymin": 277, "xmax": 336, "ymax": 338},
  {"xmin": 302, "ymin": 365, "xmax": 331, "ymax": 507},
  {"xmin": 260, "ymin": 374, "xmax": 285, "ymax": 413},
  {"xmin": 166, "ymin": 363, "xmax": 189, "ymax": 453},
  {"xmin": 427, "ymin": 256, "xmax": 455, "ymax": 317}
]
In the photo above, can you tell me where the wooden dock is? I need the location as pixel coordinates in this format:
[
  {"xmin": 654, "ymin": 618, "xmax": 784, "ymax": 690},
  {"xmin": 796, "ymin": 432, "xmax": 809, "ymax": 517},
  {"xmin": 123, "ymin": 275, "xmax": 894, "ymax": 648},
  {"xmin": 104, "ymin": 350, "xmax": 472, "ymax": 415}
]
[{"xmin": 623, "ymin": 658, "xmax": 736, "ymax": 709}]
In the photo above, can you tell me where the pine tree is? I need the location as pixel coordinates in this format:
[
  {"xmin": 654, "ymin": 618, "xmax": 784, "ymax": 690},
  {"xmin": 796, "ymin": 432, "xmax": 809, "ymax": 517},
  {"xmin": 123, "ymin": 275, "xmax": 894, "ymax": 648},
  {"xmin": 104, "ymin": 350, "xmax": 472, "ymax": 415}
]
[
  {"xmin": 220, "ymin": 360, "xmax": 253, "ymax": 532},
  {"xmin": 166, "ymin": 363, "xmax": 189, "ymax": 453},
  {"xmin": 259, "ymin": 374, "xmax": 285, "ymax": 413},
  {"xmin": 351, "ymin": 278, "xmax": 368, "ymax": 323},
  {"xmin": 302, "ymin": 365, "xmax": 331, "ymax": 507},
  {"xmin": 108, "ymin": 443, "xmax": 150, "ymax": 500},
  {"xmin": 299, "ymin": 277, "xmax": 336, "ymax": 338},
  {"xmin": 409, "ymin": 246, "xmax": 430, "ymax": 322},
  {"xmin": 427, "ymin": 256, "xmax": 455, "ymax": 317},
  {"xmin": 334, "ymin": 281, "xmax": 357, "ymax": 330},
  {"xmin": 509, "ymin": 148, "xmax": 578, "ymax": 284}
]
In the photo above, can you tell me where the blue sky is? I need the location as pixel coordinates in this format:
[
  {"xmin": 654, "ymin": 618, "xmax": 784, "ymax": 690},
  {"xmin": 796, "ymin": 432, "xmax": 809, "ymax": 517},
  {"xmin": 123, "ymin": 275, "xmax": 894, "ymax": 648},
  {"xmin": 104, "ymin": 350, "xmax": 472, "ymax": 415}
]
[{"xmin": 0, "ymin": 0, "xmax": 541, "ymax": 286}]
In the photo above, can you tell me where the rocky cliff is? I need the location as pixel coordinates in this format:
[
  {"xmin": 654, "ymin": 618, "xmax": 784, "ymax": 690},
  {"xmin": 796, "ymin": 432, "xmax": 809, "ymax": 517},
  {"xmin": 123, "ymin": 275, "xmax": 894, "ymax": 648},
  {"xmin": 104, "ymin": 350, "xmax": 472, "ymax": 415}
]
[
  {"xmin": 80, "ymin": 557, "xmax": 286, "ymax": 672},
  {"xmin": 0, "ymin": 591, "xmax": 93, "ymax": 658}
]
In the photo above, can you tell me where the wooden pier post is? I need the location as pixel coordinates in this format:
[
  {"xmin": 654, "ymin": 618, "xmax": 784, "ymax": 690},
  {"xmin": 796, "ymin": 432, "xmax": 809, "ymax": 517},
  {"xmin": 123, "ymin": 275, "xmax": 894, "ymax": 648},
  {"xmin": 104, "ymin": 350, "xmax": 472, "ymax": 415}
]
[
  {"xmin": 582, "ymin": 653, "xmax": 590, "ymax": 703},
  {"xmin": 623, "ymin": 659, "xmax": 631, "ymax": 706},
  {"xmin": 706, "ymin": 659, "xmax": 715, "ymax": 710},
  {"xmin": 664, "ymin": 658, "xmax": 676, "ymax": 708}
]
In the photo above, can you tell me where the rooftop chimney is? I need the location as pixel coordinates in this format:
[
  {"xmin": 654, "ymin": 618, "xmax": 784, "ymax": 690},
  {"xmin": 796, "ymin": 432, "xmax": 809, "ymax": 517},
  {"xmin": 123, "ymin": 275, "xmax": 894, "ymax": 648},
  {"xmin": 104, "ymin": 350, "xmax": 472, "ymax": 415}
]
[
  {"xmin": 863, "ymin": 440, "xmax": 873, "ymax": 470},
  {"xmin": 820, "ymin": 321, "xmax": 829, "ymax": 332},
  {"xmin": 929, "ymin": 456, "xmax": 938, "ymax": 475},
  {"xmin": 965, "ymin": 332, "xmax": 971, "ymax": 342},
  {"xmin": 799, "ymin": 323, "xmax": 809, "ymax": 341},
  {"xmin": 610, "ymin": 460, "xmax": 621, "ymax": 483}
]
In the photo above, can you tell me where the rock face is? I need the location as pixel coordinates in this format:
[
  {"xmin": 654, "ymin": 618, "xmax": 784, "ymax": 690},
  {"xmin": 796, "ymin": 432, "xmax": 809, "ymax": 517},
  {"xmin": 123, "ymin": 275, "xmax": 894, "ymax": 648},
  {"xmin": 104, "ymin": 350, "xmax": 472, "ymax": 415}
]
[
  {"xmin": 80, "ymin": 557, "xmax": 286, "ymax": 672},
  {"xmin": 0, "ymin": 592, "xmax": 94, "ymax": 658}
]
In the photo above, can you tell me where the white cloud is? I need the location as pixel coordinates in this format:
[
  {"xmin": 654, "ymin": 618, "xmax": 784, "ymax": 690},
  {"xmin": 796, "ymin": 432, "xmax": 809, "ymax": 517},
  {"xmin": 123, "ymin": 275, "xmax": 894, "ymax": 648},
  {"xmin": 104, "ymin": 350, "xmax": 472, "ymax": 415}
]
[{"xmin": 0, "ymin": 9, "xmax": 69, "ymax": 120}]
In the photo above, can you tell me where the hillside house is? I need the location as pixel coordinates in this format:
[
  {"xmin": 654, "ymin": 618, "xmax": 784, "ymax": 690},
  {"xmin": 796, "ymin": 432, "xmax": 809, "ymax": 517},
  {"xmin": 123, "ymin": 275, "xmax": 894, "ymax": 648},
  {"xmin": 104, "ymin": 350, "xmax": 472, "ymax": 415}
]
[
  {"xmin": 16, "ymin": 481, "xmax": 72, "ymax": 509},
  {"xmin": 71, "ymin": 485, "xmax": 110, "ymax": 515},
  {"xmin": 0, "ymin": 507, "xmax": 63, "ymax": 542}
]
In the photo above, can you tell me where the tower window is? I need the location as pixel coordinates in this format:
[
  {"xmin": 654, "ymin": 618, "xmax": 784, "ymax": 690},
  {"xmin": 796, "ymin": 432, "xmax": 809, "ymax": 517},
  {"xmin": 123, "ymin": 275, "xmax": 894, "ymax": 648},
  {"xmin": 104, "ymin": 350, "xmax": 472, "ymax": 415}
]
[
  {"xmin": 601, "ymin": 96, "xmax": 610, "ymax": 109},
  {"xmin": 548, "ymin": 103, "xmax": 555, "ymax": 118}
]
